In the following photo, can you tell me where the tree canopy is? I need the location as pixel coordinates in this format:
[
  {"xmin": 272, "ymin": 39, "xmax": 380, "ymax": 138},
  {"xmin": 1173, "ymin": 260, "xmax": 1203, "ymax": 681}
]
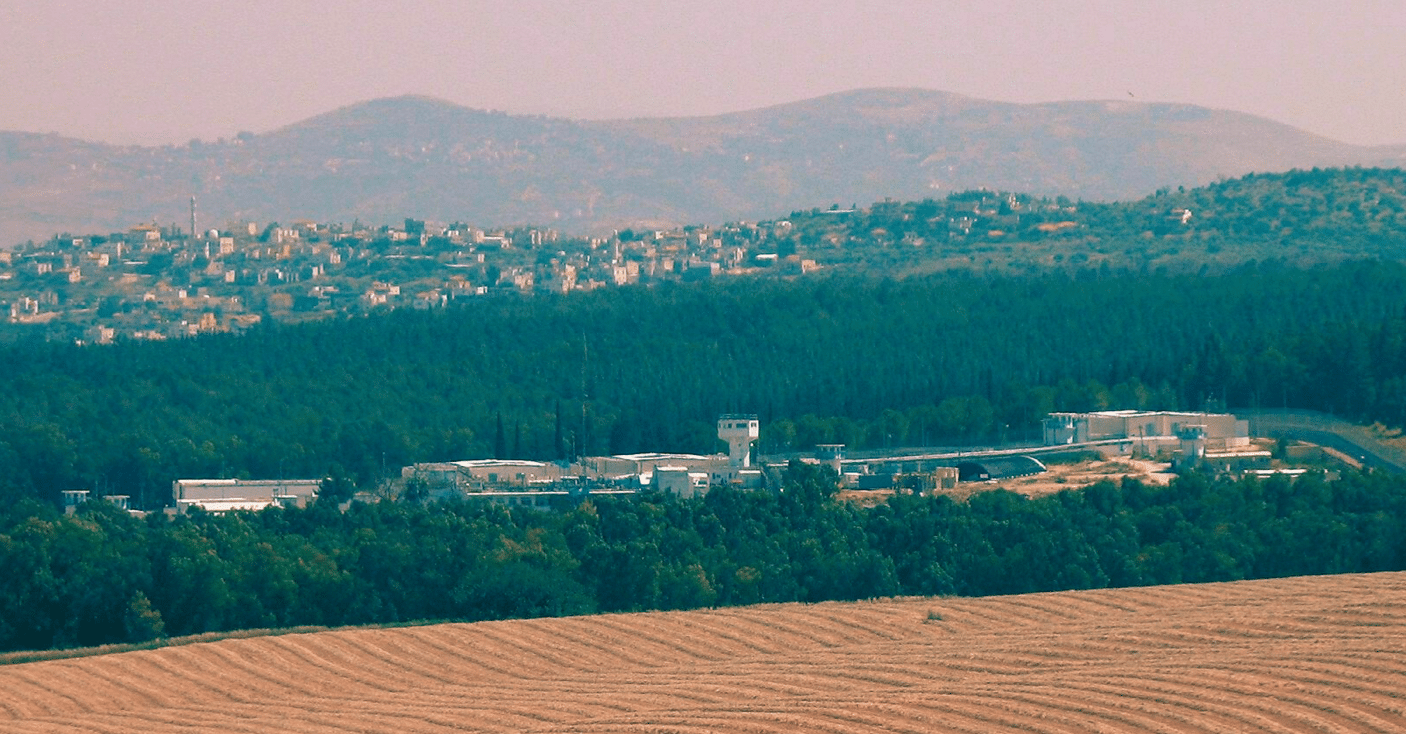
[{"xmin": 3, "ymin": 463, "xmax": 1404, "ymax": 653}]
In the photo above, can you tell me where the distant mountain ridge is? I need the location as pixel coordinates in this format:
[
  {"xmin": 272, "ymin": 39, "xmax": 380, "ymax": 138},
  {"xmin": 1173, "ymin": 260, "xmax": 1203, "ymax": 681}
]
[{"xmin": 1, "ymin": 88, "xmax": 1402, "ymax": 246}]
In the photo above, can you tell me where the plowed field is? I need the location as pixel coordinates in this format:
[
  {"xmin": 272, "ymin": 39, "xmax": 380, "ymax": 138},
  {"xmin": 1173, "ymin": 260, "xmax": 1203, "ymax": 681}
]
[{"xmin": 4, "ymin": 572, "xmax": 1406, "ymax": 733}]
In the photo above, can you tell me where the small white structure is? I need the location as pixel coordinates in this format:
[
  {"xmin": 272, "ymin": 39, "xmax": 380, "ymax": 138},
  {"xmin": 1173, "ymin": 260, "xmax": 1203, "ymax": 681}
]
[
  {"xmin": 1178, "ymin": 424, "xmax": 1208, "ymax": 465},
  {"xmin": 815, "ymin": 444, "xmax": 846, "ymax": 475},
  {"xmin": 718, "ymin": 414, "xmax": 760, "ymax": 468},
  {"xmin": 654, "ymin": 466, "xmax": 710, "ymax": 498},
  {"xmin": 725, "ymin": 469, "xmax": 765, "ymax": 489},
  {"xmin": 62, "ymin": 490, "xmax": 90, "ymax": 515}
]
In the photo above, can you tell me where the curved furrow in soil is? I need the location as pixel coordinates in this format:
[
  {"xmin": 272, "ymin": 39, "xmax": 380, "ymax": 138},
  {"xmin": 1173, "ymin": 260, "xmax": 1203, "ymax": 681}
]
[
  {"xmin": 960, "ymin": 684, "xmax": 1242, "ymax": 734},
  {"xmin": 1036, "ymin": 586, "xmax": 1160, "ymax": 617},
  {"xmin": 250, "ymin": 633, "xmax": 422, "ymax": 696},
  {"xmin": 304, "ymin": 628, "xmax": 499, "ymax": 690},
  {"xmin": 173, "ymin": 638, "xmax": 351, "ymax": 704},
  {"xmin": 561, "ymin": 611, "xmax": 744, "ymax": 663},
  {"xmin": 632, "ymin": 609, "xmax": 800, "ymax": 658},
  {"xmin": 1199, "ymin": 656, "xmax": 1406, "ymax": 722},
  {"xmin": 882, "ymin": 690, "xmax": 1209, "ymax": 734},
  {"xmin": 788, "ymin": 605, "xmax": 922, "ymax": 644},
  {"xmin": 5, "ymin": 572, "xmax": 1406, "ymax": 734},
  {"xmin": 467, "ymin": 615, "xmax": 672, "ymax": 672},
  {"xmin": 0, "ymin": 665, "xmax": 114, "ymax": 719},
  {"xmin": 340, "ymin": 624, "xmax": 556, "ymax": 682},
  {"xmin": 1056, "ymin": 672, "xmax": 1391, "ymax": 733},
  {"xmin": 387, "ymin": 624, "xmax": 561, "ymax": 681},
  {"xmin": 712, "ymin": 604, "xmax": 907, "ymax": 648},
  {"xmin": 546, "ymin": 706, "xmax": 986, "ymax": 734},
  {"xmin": 669, "ymin": 607, "xmax": 850, "ymax": 655}
]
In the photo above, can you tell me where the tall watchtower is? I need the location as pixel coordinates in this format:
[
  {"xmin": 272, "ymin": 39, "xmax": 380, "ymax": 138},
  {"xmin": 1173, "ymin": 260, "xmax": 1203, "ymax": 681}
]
[
  {"xmin": 718, "ymin": 414, "xmax": 760, "ymax": 468},
  {"xmin": 1178, "ymin": 424, "xmax": 1207, "ymax": 467}
]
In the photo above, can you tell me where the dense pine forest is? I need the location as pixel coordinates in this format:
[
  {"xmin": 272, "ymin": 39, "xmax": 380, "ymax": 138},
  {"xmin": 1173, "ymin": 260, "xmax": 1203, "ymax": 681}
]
[
  {"xmin": 5, "ymin": 167, "xmax": 1406, "ymax": 654},
  {"xmin": 3, "ymin": 259, "xmax": 1406, "ymax": 508}
]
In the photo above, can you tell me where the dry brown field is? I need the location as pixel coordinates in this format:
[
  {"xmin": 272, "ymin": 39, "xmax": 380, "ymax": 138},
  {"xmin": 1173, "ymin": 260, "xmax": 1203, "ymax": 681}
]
[{"xmin": 4, "ymin": 572, "xmax": 1406, "ymax": 733}]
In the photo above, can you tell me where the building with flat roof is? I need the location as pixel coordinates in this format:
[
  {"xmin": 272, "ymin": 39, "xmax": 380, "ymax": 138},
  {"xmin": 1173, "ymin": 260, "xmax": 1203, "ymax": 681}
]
[
  {"xmin": 582, "ymin": 453, "xmax": 723, "ymax": 478},
  {"xmin": 1043, "ymin": 410, "xmax": 1249, "ymax": 450},
  {"xmin": 172, "ymin": 478, "xmax": 321, "ymax": 514}
]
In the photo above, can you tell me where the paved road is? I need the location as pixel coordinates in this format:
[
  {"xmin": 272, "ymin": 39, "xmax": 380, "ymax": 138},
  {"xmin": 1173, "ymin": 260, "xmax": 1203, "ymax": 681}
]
[{"xmin": 1243, "ymin": 409, "xmax": 1406, "ymax": 474}]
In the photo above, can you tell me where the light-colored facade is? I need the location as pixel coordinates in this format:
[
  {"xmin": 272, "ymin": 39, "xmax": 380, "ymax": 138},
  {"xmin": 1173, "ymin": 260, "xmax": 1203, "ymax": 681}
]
[
  {"xmin": 448, "ymin": 459, "xmax": 563, "ymax": 484},
  {"xmin": 172, "ymin": 478, "xmax": 321, "ymax": 514},
  {"xmin": 653, "ymin": 466, "xmax": 710, "ymax": 498},
  {"xmin": 402, "ymin": 459, "xmax": 567, "ymax": 497},
  {"xmin": 582, "ymin": 453, "xmax": 723, "ymax": 478},
  {"xmin": 1043, "ymin": 410, "xmax": 1249, "ymax": 450},
  {"xmin": 396, "ymin": 414, "xmax": 768, "ymax": 505},
  {"xmin": 718, "ymin": 414, "xmax": 759, "ymax": 468}
]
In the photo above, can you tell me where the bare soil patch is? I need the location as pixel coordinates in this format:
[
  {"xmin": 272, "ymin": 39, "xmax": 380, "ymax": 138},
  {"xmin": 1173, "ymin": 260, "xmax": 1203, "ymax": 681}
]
[
  {"xmin": 840, "ymin": 458, "xmax": 1175, "ymax": 506},
  {"xmin": 990, "ymin": 457, "xmax": 1176, "ymax": 498}
]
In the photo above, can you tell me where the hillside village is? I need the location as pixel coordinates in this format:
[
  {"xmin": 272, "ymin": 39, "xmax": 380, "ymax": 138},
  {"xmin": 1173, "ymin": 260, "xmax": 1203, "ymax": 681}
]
[
  {"xmin": 0, "ymin": 213, "xmax": 833, "ymax": 343},
  {"xmin": 1, "ymin": 186, "xmax": 1187, "ymax": 344},
  {"xmin": 13, "ymin": 165, "xmax": 1406, "ymax": 344}
]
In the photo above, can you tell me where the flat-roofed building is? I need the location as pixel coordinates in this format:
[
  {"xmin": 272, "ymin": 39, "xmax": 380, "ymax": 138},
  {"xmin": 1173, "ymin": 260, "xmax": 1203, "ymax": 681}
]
[
  {"xmin": 402, "ymin": 460, "xmax": 567, "ymax": 495},
  {"xmin": 1043, "ymin": 410, "xmax": 1248, "ymax": 450},
  {"xmin": 653, "ymin": 466, "xmax": 710, "ymax": 498},
  {"xmin": 172, "ymin": 478, "xmax": 321, "ymax": 514},
  {"xmin": 583, "ymin": 452, "xmax": 725, "ymax": 478}
]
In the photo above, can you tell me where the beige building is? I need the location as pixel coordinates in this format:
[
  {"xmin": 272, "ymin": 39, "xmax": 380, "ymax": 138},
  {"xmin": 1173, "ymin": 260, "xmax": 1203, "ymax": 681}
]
[
  {"xmin": 1044, "ymin": 410, "xmax": 1249, "ymax": 450},
  {"xmin": 403, "ymin": 459, "xmax": 567, "ymax": 495},
  {"xmin": 172, "ymin": 478, "xmax": 321, "ymax": 514},
  {"xmin": 582, "ymin": 453, "xmax": 724, "ymax": 478}
]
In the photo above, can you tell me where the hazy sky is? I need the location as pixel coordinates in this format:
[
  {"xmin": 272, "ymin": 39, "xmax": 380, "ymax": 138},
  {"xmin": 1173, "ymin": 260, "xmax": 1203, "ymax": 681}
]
[{"xmin": 2, "ymin": 0, "xmax": 1402, "ymax": 147}]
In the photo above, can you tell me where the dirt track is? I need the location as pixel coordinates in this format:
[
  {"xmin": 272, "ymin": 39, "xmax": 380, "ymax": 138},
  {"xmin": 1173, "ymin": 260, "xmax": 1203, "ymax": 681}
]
[{"xmin": 3, "ymin": 572, "xmax": 1405, "ymax": 733}]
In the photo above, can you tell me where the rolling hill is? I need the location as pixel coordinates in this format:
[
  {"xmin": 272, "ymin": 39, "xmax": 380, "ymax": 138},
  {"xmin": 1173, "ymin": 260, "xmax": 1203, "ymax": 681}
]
[
  {"xmin": 2, "ymin": 88, "xmax": 1403, "ymax": 247},
  {"xmin": 3, "ymin": 572, "xmax": 1405, "ymax": 733}
]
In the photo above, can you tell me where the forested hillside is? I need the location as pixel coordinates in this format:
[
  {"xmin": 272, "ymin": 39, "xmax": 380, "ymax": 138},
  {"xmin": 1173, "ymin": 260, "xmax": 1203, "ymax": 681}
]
[
  {"xmin": 3, "ymin": 463, "xmax": 1404, "ymax": 653},
  {"xmin": 777, "ymin": 167, "xmax": 1406, "ymax": 273},
  {"xmin": 3, "ymin": 259, "xmax": 1406, "ymax": 508}
]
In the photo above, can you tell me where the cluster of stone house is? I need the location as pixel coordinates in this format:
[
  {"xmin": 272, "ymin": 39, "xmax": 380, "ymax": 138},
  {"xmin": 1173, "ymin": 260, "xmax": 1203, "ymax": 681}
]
[{"xmin": 1, "ymin": 216, "xmax": 816, "ymax": 342}]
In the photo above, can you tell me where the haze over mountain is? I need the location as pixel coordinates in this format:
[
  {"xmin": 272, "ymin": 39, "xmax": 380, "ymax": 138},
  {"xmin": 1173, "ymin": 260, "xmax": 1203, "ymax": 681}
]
[{"xmin": 1, "ymin": 88, "xmax": 1402, "ymax": 246}]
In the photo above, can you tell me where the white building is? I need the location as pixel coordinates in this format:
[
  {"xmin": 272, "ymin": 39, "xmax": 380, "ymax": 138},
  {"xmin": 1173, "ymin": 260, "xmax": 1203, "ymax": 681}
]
[
  {"xmin": 653, "ymin": 466, "xmax": 710, "ymax": 498},
  {"xmin": 1043, "ymin": 410, "xmax": 1249, "ymax": 450},
  {"xmin": 398, "ymin": 414, "xmax": 768, "ymax": 504},
  {"xmin": 172, "ymin": 478, "xmax": 321, "ymax": 514},
  {"xmin": 403, "ymin": 459, "xmax": 566, "ymax": 497},
  {"xmin": 583, "ymin": 453, "xmax": 722, "ymax": 478}
]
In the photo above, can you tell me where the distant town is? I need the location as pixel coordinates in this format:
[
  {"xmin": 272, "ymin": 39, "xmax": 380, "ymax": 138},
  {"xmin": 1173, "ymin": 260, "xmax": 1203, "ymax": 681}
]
[
  {"xmin": 5, "ymin": 183, "xmax": 1205, "ymax": 345},
  {"xmin": 0, "ymin": 212, "xmax": 824, "ymax": 343}
]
